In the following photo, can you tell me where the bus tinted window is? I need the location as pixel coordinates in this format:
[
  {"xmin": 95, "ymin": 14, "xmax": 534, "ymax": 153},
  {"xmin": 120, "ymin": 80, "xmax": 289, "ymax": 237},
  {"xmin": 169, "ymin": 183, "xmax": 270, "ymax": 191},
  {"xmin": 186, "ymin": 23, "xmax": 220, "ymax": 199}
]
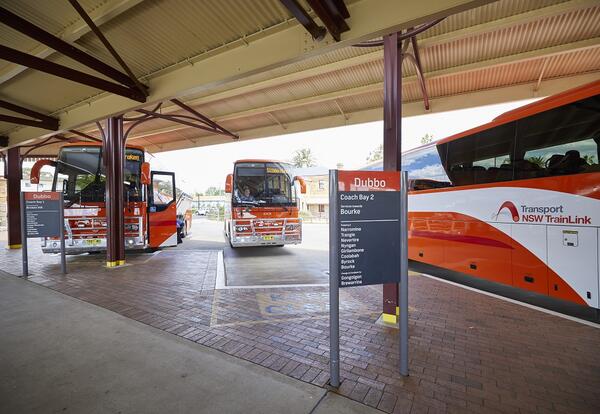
[
  {"xmin": 444, "ymin": 122, "xmax": 515, "ymax": 186},
  {"xmin": 514, "ymin": 95, "xmax": 600, "ymax": 179},
  {"xmin": 233, "ymin": 162, "xmax": 297, "ymax": 206},
  {"xmin": 403, "ymin": 146, "xmax": 451, "ymax": 191}
]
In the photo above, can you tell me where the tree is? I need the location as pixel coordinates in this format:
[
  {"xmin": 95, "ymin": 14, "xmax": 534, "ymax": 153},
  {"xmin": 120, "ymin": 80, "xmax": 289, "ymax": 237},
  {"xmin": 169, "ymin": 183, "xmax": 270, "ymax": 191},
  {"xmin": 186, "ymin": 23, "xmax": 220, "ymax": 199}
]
[
  {"xmin": 420, "ymin": 133, "xmax": 434, "ymax": 145},
  {"xmin": 204, "ymin": 186, "xmax": 225, "ymax": 196},
  {"xmin": 292, "ymin": 148, "xmax": 316, "ymax": 168},
  {"xmin": 366, "ymin": 144, "xmax": 383, "ymax": 163}
]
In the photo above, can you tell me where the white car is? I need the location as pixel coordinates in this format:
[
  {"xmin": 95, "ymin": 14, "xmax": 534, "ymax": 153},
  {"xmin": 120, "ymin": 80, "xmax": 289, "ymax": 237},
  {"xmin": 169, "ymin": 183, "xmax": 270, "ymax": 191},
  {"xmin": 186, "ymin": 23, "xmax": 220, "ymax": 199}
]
[{"xmin": 196, "ymin": 209, "xmax": 207, "ymax": 216}]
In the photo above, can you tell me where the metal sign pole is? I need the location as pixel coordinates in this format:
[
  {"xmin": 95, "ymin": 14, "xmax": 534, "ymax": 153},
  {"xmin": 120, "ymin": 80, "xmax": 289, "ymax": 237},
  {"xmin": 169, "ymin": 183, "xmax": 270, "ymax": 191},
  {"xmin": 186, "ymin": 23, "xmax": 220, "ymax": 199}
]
[
  {"xmin": 328, "ymin": 169, "xmax": 340, "ymax": 388},
  {"xmin": 59, "ymin": 193, "xmax": 67, "ymax": 274},
  {"xmin": 20, "ymin": 191, "xmax": 28, "ymax": 277},
  {"xmin": 399, "ymin": 171, "xmax": 409, "ymax": 376}
]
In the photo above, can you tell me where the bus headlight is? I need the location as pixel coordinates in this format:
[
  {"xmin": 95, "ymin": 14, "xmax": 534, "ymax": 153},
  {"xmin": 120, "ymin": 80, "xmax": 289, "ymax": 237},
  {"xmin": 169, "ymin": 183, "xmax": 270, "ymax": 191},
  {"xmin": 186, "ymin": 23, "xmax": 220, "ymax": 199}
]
[
  {"xmin": 285, "ymin": 224, "xmax": 299, "ymax": 231},
  {"xmin": 235, "ymin": 225, "xmax": 249, "ymax": 232},
  {"xmin": 125, "ymin": 223, "xmax": 139, "ymax": 232}
]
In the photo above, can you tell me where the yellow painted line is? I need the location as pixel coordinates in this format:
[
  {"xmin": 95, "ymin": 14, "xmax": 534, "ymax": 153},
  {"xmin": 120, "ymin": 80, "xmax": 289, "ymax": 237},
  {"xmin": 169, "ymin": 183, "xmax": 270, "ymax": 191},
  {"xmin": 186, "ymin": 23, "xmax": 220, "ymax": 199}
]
[{"xmin": 8, "ymin": 244, "xmax": 22, "ymax": 249}]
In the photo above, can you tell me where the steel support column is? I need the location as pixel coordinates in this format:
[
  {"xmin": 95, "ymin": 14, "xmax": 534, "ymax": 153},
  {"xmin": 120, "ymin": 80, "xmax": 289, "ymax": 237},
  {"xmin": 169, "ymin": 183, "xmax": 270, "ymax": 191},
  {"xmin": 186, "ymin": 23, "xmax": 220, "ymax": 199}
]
[
  {"xmin": 6, "ymin": 147, "xmax": 22, "ymax": 248},
  {"xmin": 103, "ymin": 117, "xmax": 125, "ymax": 267},
  {"xmin": 381, "ymin": 32, "xmax": 402, "ymax": 323}
]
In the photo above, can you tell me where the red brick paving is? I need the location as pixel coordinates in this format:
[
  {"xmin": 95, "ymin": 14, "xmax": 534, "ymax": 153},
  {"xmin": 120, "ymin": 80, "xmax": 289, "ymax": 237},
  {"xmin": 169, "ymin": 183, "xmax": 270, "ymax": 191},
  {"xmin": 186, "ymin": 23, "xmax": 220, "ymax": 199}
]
[{"xmin": 1, "ymin": 245, "xmax": 600, "ymax": 413}]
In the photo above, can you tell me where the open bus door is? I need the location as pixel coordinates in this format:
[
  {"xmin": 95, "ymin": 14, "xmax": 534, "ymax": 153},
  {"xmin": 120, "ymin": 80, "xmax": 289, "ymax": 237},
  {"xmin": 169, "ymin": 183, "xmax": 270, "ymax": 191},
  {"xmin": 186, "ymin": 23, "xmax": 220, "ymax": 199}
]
[{"xmin": 148, "ymin": 171, "xmax": 178, "ymax": 248}]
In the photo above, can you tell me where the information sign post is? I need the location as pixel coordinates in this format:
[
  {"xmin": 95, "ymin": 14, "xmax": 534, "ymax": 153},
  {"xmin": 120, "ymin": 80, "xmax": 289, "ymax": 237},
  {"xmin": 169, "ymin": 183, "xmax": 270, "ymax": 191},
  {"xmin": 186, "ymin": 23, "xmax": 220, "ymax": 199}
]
[
  {"xmin": 20, "ymin": 192, "xmax": 66, "ymax": 276},
  {"xmin": 329, "ymin": 170, "xmax": 408, "ymax": 387}
]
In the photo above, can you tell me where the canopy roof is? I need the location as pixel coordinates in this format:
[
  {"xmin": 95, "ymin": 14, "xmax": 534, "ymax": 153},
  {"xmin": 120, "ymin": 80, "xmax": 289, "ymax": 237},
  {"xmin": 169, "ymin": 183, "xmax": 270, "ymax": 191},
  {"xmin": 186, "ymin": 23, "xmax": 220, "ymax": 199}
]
[{"xmin": 1, "ymin": 0, "xmax": 598, "ymax": 157}]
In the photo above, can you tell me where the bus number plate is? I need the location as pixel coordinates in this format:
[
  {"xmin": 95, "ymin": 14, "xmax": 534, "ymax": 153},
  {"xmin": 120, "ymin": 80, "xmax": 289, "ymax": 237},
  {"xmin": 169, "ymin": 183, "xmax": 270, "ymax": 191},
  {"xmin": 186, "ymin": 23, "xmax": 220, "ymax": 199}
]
[
  {"xmin": 262, "ymin": 235, "xmax": 274, "ymax": 241},
  {"xmin": 84, "ymin": 239, "xmax": 101, "ymax": 246}
]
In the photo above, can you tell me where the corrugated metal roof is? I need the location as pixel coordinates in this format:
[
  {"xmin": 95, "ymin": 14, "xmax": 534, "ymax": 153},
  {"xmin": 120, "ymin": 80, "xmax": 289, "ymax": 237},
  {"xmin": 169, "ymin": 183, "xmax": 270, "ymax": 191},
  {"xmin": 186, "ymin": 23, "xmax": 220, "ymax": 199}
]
[{"xmin": 2, "ymin": 0, "xmax": 599, "ymax": 154}]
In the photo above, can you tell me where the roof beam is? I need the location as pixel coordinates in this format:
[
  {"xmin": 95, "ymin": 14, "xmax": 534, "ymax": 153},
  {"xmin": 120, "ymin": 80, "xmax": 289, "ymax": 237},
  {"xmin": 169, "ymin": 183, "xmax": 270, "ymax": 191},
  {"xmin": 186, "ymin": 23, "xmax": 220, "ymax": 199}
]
[
  {"xmin": 6, "ymin": 0, "xmax": 491, "ymax": 148},
  {"xmin": 0, "ymin": 6, "xmax": 138, "ymax": 89},
  {"xmin": 0, "ymin": 100, "xmax": 59, "ymax": 130},
  {"xmin": 0, "ymin": 0, "xmax": 144, "ymax": 85},
  {"xmin": 0, "ymin": 44, "xmax": 147, "ymax": 102},
  {"xmin": 67, "ymin": 0, "xmax": 148, "ymax": 96},
  {"xmin": 279, "ymin": 0, "xmax": 326, "ymax": 41},
  {"xmin": 170, "ymin": 99, "xmax": 238, "ymax": 139},
  {"xmin": 68, "ymin": 129, "xmax": 102, "ymax": 142},
  {"xmin": 306, "ymin": 0, "xmax": 349, "ymax": 41}
]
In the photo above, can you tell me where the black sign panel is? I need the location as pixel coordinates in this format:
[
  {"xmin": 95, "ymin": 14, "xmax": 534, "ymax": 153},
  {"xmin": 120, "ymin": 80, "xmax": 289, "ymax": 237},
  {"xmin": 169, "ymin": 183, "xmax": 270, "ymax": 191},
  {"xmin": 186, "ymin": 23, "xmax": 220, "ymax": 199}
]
[
  {"xmin": 24, "ymin": 192, "xmax": 62, "ymax": 238},
  {"xmin": 338, "ymin": 191, "xmax": 401, "ymax": 287},
  {"xmin": 332, "ymin": 171, "xmax": 402, "ymax": 288}
]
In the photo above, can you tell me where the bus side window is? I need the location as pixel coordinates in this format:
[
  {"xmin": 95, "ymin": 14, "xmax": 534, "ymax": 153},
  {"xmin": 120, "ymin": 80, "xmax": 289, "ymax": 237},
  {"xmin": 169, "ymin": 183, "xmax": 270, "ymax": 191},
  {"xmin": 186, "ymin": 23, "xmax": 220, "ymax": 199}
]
[
  {"xmin": 515, "ymin": 95, "xmax": 600, "ymax": 179},
  {"xmin": 445, "ymin": 122, "xmax": 515, "ymax": 187},
  {"xmin": 402, "ymin": 145, "xmax": 451, "ymax": 191}
]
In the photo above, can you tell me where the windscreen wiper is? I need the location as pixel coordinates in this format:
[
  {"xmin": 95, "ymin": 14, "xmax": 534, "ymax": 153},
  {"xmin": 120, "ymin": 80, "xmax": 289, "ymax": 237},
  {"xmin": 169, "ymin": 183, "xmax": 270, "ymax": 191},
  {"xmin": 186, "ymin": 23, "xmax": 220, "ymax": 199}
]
[{"xmin": 56, "ymin": 160, "xmax": 96, "ymax": 176}]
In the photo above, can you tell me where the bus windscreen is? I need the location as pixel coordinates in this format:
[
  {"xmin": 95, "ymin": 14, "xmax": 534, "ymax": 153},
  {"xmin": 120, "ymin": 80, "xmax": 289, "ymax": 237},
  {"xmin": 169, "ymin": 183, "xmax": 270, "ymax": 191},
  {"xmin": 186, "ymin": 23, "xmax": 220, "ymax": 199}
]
[
  {"xmin": 54, "ymin": 146, "xmax": 143, "ymax": 204},
  {"xmin": 233, "ymin": 162, "xmax": 297, "ymax": 206}
]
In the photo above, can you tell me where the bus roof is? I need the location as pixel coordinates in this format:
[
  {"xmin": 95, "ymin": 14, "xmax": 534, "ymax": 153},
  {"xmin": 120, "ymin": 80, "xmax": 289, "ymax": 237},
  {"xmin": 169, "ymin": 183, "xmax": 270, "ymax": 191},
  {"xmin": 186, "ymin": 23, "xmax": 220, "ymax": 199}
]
[
  {"xmin": 437, "ymin": 79, "xmax": 600, "ymax": 146},
  {"xmin": 60, "ymin": 141, "xmax": 146, "ymax": 152}
]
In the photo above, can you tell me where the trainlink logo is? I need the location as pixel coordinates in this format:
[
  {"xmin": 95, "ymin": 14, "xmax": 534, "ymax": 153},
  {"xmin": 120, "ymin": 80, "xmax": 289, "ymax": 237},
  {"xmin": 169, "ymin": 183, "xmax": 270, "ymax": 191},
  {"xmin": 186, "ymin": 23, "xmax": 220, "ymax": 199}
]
[
  {"xmin": 495, "ymin": 201, "xmax": 592, "ymax": 225},
  {"xmin": 496, "ymin": 201, "xmax": 520, "ymax": 222}
]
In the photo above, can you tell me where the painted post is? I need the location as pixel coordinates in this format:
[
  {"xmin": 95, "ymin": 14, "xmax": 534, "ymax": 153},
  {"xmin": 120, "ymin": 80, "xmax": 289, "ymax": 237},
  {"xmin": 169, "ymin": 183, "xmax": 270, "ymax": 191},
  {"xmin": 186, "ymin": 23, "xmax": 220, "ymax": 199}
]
[
  {"xmin": 59, "ymin": 193, "xmax": 67, "ymax": 274},
  {"xmin": 20, "ymin": 191, "xmax": 27, "ymax": 276},
  {"xmin": 399, "ymin": 170, "xmax": 409, "ymax": 376},
  {"xmin": 328, "ymin": 169, "xmax": 340, "ymax": 388}
]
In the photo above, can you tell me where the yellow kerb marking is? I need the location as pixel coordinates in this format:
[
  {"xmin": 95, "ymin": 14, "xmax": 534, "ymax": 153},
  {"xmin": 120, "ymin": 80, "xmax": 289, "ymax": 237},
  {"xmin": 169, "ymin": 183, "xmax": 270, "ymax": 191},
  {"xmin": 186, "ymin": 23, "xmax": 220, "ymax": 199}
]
[{"xmin": 382, "ymin": 313, "xmax": 397, "ymax": 324}]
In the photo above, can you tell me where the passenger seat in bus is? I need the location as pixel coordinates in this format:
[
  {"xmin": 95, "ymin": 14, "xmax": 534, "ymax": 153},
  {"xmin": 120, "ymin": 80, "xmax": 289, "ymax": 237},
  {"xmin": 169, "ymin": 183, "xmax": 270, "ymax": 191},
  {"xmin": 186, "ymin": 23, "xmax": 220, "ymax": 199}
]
[
  {"xmin": 513, "ymin": 159, "xmax": 541, "ymax": 180},
  {"xmin": 547, "ymin": 150, "xmax": 587, "ymax": 175}
]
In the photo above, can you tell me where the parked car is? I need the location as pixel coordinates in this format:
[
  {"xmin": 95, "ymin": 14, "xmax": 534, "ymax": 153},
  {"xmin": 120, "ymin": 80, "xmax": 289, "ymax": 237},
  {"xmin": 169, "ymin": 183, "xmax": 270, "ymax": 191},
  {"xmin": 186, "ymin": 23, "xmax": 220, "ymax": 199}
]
[{"xmin": 196, "ymin": 209, "xmax": 207, "ymax": 216}]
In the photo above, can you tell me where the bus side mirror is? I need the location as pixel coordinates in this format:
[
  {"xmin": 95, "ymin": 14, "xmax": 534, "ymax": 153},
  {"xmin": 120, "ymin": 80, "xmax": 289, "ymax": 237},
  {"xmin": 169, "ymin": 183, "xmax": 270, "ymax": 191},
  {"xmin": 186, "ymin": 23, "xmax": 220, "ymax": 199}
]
[
  {"xmin": 30, "ymin": 159, "xmax": 56, "ymax": 184},
  {"xmin": 141, "ymin": 162, "xmax": 151, "ymax": 185},
  {"xmin": 225, "ymin": 174, "xmax": 233, "ymax": 193},
  {"xmin": 294, "ymin": 176, "xmax": 307, "ymax": 194}
]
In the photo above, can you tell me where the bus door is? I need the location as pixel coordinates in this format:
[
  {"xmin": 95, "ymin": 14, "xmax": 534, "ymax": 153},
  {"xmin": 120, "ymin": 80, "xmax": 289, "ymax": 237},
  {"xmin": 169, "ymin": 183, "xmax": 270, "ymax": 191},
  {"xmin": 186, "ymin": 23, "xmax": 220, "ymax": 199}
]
[{"xmin": 148, "ymin": 171, "xmax": 178, "ymax": 248}]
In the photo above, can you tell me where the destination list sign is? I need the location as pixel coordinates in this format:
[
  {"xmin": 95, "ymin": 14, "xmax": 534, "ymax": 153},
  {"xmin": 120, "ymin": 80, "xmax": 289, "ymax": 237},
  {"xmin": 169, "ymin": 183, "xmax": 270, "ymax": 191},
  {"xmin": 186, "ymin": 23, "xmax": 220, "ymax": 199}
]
[
  {"xmin": 24, "ymin": 192, "xmax": 62, "ymax": 238},
  {"xmin": 336, "ymin": 171, "xmax": 401, "ymax": 287}
]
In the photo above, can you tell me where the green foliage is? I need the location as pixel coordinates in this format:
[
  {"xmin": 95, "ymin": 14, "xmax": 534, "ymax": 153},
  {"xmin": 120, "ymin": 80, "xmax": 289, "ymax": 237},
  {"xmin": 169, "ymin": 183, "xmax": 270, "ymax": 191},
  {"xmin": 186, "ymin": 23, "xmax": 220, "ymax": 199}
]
[
  {"xmin": 583, "ymin": 154, "xmax": 597, "ymax": 165},
  {"xmin": 204, "ymin": 186, "xmax": 225, "ymax": 196},
  {"xmin": 420, "ymin": 133, "xmax": 434, "ymax": 145},
  {"xmin": 366, "ymin": 144, "xmax": 382, "ymax": 163},
  {"xmin": 526, "ymin": 155, "xmax": 546, "ymax": 168},
  {"xmin": 292, "ymin": 148, "xmax": 316, "ymax": 167}
]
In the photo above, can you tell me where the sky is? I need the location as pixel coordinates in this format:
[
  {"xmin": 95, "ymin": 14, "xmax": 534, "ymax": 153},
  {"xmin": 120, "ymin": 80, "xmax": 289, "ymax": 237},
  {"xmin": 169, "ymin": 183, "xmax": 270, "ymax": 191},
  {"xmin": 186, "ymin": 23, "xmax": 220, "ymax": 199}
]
[{"xmin": 153, "ymin": 98, "xmax": 537, "ymax": 194}]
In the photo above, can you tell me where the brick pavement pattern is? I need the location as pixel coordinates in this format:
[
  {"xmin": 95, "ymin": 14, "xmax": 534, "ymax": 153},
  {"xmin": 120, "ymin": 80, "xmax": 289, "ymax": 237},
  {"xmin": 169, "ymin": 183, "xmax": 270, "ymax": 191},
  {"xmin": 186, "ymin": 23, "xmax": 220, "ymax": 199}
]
[{"xmin": 1, "ymin": 245, "xmax": 599, "ymax": 414}]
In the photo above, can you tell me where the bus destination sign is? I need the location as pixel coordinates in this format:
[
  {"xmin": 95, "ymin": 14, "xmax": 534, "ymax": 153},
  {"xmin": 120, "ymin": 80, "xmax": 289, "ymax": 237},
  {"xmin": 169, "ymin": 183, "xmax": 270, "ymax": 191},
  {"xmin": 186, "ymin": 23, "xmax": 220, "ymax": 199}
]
[
  {"xmin": 335, "ymin": 171, "xmax": 401, "ymax": 287},
  {"xmin": 23, "ymin": 192, "xmax": 62, "ymax": 238}
]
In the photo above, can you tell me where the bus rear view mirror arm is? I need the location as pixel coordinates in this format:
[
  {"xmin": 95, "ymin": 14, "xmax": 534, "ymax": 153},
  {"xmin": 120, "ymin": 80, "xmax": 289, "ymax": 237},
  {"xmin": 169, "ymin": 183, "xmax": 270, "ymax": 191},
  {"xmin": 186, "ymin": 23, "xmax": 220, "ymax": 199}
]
[
  {"xmin": 30, "ymin": 159, "xmax": 56, "ymax": 184},
  {"xmin": 294, "ymin": 176, "xmax": 307, "ymax": 194}
]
